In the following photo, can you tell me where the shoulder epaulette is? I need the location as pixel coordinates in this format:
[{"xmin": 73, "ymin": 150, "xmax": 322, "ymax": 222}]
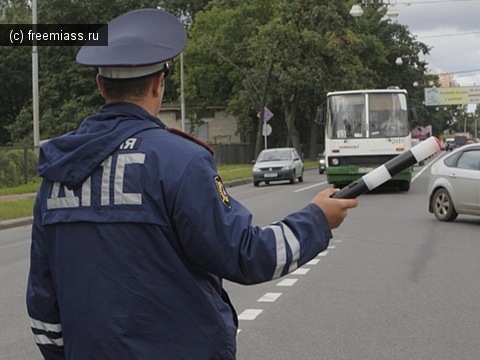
[{"xmin": 168, "ymin": 128, "xmax": 215, "ymax": 155}]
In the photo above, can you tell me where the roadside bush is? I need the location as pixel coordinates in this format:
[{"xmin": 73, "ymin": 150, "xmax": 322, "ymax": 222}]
[{"xmin": 0, "ymin": 148, "xmax": 39, "ymax": 187}]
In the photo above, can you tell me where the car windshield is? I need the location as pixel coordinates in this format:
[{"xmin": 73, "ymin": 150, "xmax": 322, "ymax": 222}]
[{"xmin": 257, "ymin": 149, "xmax": 292, "ymax": 162}]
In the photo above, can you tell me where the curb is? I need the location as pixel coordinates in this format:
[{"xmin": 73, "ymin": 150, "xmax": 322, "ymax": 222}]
[{"xmin": 0, "ymin": 217, "xmax": 33, "ymax": 230}]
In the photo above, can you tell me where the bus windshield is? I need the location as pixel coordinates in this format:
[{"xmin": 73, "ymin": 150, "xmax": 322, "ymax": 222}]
[{"xmin": 328, "ymin": 92, "xmax": 409, "ymax": 139}]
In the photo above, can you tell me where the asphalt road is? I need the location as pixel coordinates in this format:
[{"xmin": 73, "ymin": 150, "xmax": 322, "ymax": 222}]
[
  {"xmin": 226, "ymin": 154, "xmax": 480, "ymax": 360},
  {"xmin": 2, "ymin": 155, "xmax": 479, "ymax": 359}
]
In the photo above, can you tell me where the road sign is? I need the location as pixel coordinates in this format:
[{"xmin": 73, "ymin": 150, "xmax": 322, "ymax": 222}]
[
  {"xmin": 262, "ymin": 123, "xmax": 272, "ymax": 136},
  {"xmin": 258, "ymin": 106, "xmax": 274, "ymax": 122}
]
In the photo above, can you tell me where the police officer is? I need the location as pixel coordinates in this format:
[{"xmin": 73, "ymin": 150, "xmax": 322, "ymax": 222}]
[{"xmin": 26, "ymin": 8, "xmax": 358, "ymax": 360}]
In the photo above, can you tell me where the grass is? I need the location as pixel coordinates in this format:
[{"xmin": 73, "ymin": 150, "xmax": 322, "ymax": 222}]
[
  {"xmin": 0, "ymin": 180, "xmax": 39, "ymax": 221},
  {"xmin": 0, "ymin": 179, "xmax": 41, "ymax": 196},
  {"xmin": 0, "ymin": 161, "xmax": 318, "ymax": 221},
  {"xmin": 0, "ymin": 197, "xmax": 36, "ymax": 221}
]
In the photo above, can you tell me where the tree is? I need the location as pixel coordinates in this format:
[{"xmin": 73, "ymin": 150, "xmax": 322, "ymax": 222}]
[
  {"xmin": 0, "ymin": 0, "xmax": 31, "ymax": 145},
  {"xmin": 3, "ymin": 0, "xmax": 434, "ymax": 157},
  {"xmin": 8, "ymin": 0, "xmax": 163, "ymax": 145},
  {"xmin": 159, "ymin": 0, "xmax": 210, "ymax": 24},
  {"xmin": 185, "ymin": 0, "xmax": 276, "ymax": 145}
]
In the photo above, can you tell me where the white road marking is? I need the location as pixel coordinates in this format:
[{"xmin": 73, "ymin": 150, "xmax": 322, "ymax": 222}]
[
  {"xmin": 238, "ymin": 309, "xmax": 263, "ymax": 320},
  {"xmin": 258, "ymin": 292, "xmax": 282, "ymax": 302},
  {"xmin": 237, "ymin": 237, "xmax": 345, "ymax": 334},
  {"xmin": 277, "ymin": 278, "xmax": 298, "ymax": 286},
  {"xmin": 292, "ymin": 268, "xmax": 310, "ymax": 275},
  {"xmin": 294, "ymin": 181, "xmax": 327, "ymax": 192}
]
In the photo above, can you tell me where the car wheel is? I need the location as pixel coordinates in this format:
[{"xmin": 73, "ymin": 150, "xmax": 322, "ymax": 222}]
[
  {"xmin": 289, "ymin": 171, "xmax": 295, "ymax": 184},
  {"xmin": 298, "ymin": 169, "xmax": 304, "ymax": 183},
  {"xmin": 254, "ymin": 181, "xmax": 259, "ymax": 187},
  {"xmin": 431, "ymin": 188, "xmax": 458, "ymax": 221}
]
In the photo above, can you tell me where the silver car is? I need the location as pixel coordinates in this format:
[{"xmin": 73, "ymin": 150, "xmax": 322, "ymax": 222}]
[
  {"xmin": 427, "ymin": 143, "xmax": 480, "ymax": 221},
  {"xmin": 252, "ymin": 147, "xmax": 304, "ymax": 187}
]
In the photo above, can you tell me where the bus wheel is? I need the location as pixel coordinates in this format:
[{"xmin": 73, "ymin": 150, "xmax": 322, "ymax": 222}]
[{"xmin": 333, "ymin": 182, "xmax": 346, "ymax": 189}]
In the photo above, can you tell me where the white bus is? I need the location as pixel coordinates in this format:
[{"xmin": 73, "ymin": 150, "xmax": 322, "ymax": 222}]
[{"xmin": 319, "ymin": 88, "xmax": 415, "ymax": 191}]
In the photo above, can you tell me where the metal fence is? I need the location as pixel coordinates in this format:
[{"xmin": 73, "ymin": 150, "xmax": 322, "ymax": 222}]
[
  {"xmin": 0, "ymin": 143, "xmax": 321, "ymax": 187},
  {"xmin": 0, "ymin": 144, "xmax": 257, "ymax": 188},
  {"xmin": 212, "ymin": 143, "xmax": 256, "ymax": 165}
]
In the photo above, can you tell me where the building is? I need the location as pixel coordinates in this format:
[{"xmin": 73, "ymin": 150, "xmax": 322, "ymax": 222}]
[
  {"xmin": 159, "ymin": 105, "xmax": 244, "ymax": 145},
  {"xmin": 437, "ymin": 73, "xmax": 459, "ymax": 88}
]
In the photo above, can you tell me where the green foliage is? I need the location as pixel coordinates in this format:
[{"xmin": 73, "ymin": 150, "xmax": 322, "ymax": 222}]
[
  {"xmin": 0, "ymin": 47, "xmax": 31, "ymax": 144},
  {"xmin": 159, "ymin": 0, "xmax": 210, "ymax": 24},
  {"xmin": 1, "ymin": 0, "xmax": 435, "ymax": 151},
  {"xmin": 0, "ymin": 179, "xmax": 40, "ymax": 195},
  {"xmin": 0, "ymin": 148, "xmax": 38, "ymax": 187},
  {"xmin": 0, "ymin": 0, "xmax": 32, "ymax": 145},
  {"xmin": 3, "ymin": 0, "xmax": 163, "ymax": 146},
  {"xmin": 184, "ymin": 0, "xmax": 432, "ymax": 155}
]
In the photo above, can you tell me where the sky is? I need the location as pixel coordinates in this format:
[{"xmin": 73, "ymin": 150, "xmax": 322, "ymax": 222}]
[{"xmin": 394, "ymin": 0, "xmax": 480, "ymax": 87}]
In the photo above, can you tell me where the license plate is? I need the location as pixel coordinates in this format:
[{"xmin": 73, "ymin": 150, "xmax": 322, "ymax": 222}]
[
  {"xmin": 358, "ymin": 167, "xmax": 374, "ymax": 173},
  {"xmin": 264, "ymin": 173, "xmax": 278, "ymax": 178}
]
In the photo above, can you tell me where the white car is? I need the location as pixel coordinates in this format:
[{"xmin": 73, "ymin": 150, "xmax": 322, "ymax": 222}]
[
  {"xmin": 427, "ymin": 143, "xmax": 480, "ymax": 221},
  {"xmin": 252, "ymin": 147, "xmax": 304, "ymax": 187}
]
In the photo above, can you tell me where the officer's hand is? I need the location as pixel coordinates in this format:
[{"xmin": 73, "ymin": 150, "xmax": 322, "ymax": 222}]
[{"xmin": 311, "ymin": 188, "xmax": 358, "ymax": 229}]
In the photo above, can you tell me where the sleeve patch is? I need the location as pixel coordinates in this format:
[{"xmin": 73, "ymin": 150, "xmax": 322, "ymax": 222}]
[{"xmin": 213, "ymin": 175, "xmax": 231, "ymax": 209}]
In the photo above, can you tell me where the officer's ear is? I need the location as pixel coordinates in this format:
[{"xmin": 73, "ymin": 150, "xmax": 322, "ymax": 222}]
[
  {"xmin": 151, "ymin": 72, "xmax": 165, "ymax": 97},
  {"xmin": 96, "ymin": 74, "xmax": 107, "ymax": 99}
]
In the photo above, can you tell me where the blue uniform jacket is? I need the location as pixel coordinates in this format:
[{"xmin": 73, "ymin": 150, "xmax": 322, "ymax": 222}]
[{"xmin": 26, "ymin": 102, "xmax": 332, "ymax": 359}]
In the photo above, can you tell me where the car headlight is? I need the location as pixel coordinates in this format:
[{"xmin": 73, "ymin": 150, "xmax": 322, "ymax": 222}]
[
  {"xmin": 331, "ymin": 158, "xmax": 339, "ymax": 166},
  {"xmin": 282, "ymin": 165, "xmax": 293, "ymax": 170}
]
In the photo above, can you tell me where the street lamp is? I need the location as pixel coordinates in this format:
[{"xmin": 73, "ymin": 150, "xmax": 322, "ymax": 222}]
[
  {"xmin": 413, "ymin": 81, "xmax": 435, "ymax": 88},
  {"xmin": 349, "ymin": 4, "xmax": 364, "ymax": 17},
  {"xmin": 475, "ymin": 114, "xmax": 479, "ymax": 139},
  {"xmin": 350, "ymin": 0, "xmax": 399, "ymax": 19},
  {"xmin": 32, "ymin": 0, "xmax": 40, "ymax": 149}
]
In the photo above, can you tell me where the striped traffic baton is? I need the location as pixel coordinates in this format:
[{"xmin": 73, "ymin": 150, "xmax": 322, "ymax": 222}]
[{"xmin": 333, "ymin": 136, "xmax": 442, "ymax": 199}]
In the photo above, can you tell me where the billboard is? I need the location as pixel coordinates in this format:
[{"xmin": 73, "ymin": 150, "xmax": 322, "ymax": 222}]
[{"xmin": 424, "ymin": 86, "xmax": 480, "ymax": 106}]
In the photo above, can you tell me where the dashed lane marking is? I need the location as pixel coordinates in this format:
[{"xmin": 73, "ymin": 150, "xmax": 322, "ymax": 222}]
[
  {"xmin": 277, "ymin": 278, "xmax": 298, "ymax": 286},
  {"xmin": 258, "ymin": 292, "xmax": 282, "ymax": 302},
  {"xmin": 237, "ymin": 239, "xmax": 343, "ymax": 334},
  {"xmin": 238, "ymin": 309, "xmax": 263, "ymax": 320},
  {"xmin": 292, "ymin": 268, "xmax": 310, "ymax": 275}
]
